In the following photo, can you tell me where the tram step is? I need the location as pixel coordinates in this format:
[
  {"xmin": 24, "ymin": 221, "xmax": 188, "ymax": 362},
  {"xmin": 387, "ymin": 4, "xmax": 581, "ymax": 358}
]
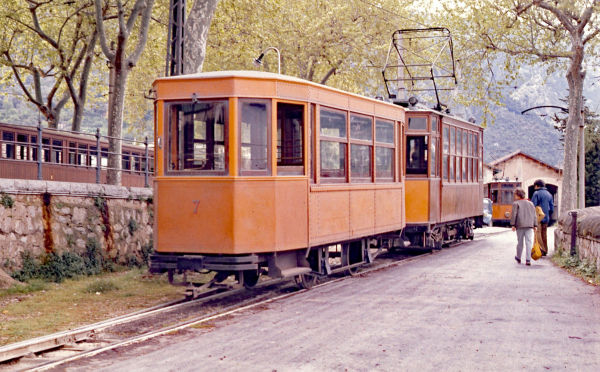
[{"xmin": 279, "ymin": 267, "xmax": 311, "ymax": 278}]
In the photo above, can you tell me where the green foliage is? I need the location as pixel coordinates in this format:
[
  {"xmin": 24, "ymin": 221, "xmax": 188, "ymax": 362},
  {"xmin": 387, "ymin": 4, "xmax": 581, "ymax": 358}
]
[
  {"xmin": 0, "ymin": 193, "xmax": 14, "ymax": 209},
  {"xmin": 553, "ymin": 250, "xmax": 599, "ymax": 285},
  {"xmin": 1, "ymin": 280, "xmax": 48, "ymax": 296},
  {"xmin": 10, "ymin": 238, "xmax": 121, "ymax": 283},
  {"xmin": 141, "ymin": 240, "xmax": 154, "ymax": 266},
  {"xmin": 585, "ymin": 119, "xmax": 600, "ymax": 207},
  {"xmin": 94, "ymin": 196, "xmax": 107, "ymax": 210},
  {"xmin": 83, "ymin": 279, "xmax": 119, "ymax": 294}
]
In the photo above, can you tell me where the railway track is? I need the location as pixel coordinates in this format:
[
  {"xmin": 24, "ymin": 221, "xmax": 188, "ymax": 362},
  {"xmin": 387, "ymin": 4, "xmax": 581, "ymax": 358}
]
[{"xmin": 0, "ymin": 231, "xmax": 504, "ymax": 371}]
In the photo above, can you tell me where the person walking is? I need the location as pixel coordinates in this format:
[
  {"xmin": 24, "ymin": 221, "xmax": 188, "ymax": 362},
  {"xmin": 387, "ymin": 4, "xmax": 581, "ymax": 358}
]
[
  {"xmin": 531, "ymin": 179, "xmax": 554, "ymax": 256},
  {"xmin": 510, "ymin": 189, "xmax": 538, "ymax": 266}
]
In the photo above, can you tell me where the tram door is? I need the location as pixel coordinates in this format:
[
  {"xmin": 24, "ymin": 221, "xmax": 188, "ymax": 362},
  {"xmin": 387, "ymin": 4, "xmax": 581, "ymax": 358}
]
[{"xmin": 277, "ymin": 103, "xmax": 305, "ymax": 176}]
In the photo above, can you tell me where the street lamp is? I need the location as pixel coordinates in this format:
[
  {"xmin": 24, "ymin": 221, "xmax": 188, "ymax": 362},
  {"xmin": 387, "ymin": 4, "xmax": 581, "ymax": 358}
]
[
  {"xmin": 521, "ymin": 105, "xmax": 585, "ymax": 209},
  {"xmin": 253, "ymin": 47, "xmax": 281, "ymax": 75}
]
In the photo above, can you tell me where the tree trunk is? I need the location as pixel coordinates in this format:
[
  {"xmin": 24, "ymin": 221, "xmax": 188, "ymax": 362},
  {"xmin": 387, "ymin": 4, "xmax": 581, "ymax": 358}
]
[
  {"xmin": 106, "ymin": 65, "xmax": 127, "ymax": 186},
  {"xmin": 183, "ymin": 0, "xmax": 219, "ymax": 74},
  {"xmin": 561, "ymin": 39, "xmax": 586, "ymax": 214}
]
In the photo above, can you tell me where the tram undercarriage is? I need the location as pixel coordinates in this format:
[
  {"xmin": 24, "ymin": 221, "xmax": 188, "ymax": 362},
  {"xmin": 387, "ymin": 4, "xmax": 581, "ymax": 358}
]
[{"xmin": 404, "ymin": 218, "xmax": 475, "ymax": 250}]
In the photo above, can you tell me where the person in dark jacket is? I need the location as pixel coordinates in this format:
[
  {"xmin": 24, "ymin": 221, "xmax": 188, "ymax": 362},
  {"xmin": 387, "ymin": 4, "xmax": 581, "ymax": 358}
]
[
  {"xmin": 510, "ymin": 189, "xmax": 538, "ymax": 265},
  {"xmin": 531, "ymin": 179, "xmax": 554, "ymax": 256}
]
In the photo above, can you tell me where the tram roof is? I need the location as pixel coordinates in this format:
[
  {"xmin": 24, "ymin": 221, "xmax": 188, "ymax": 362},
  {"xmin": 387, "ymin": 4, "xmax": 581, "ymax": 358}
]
[{"xmin": 153, "ymin": 70, "xmax": 401, "ymax": 107}]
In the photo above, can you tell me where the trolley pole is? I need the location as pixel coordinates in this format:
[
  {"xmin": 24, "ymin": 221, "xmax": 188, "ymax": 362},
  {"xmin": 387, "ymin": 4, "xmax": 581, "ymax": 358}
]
[
  {"xmin": 96, "ymin": 129, "xmax": 101, "ymax": 184},
  {"xmin": 37, "ymin": 124, "xmax": 42, "ymax": 180},
  {"xmin": 144, "ymin": 137, "xmax": 149, "ymax": 188}
]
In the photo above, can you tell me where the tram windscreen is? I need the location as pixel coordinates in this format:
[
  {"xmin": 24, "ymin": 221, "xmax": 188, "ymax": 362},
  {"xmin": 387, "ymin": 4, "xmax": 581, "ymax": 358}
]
[
  {"xmin": 406, "ymin": 135, "xmax": 428, "ymax": 175},
  {"xmin": 168, "ymin": 101, "xmax": 227, "ymax": 173}
]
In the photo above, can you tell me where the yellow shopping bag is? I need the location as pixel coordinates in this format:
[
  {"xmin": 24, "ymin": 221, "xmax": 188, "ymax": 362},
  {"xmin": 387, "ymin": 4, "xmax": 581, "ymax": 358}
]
[{"xmin": 532, "ymin": 239, "xmax": 542, "ymax": 260}]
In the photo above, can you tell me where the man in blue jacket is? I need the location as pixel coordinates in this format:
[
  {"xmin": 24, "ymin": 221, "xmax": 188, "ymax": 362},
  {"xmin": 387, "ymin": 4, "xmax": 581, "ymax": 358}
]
[{"xmin": 531, "ymin": 179, "xmax": 554, "ymax": 256}]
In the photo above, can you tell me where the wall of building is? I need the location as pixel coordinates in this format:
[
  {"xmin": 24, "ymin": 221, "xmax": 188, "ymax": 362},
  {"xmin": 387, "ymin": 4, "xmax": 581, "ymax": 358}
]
[{"xmin": 0, "ymin": 179, "xmax": 153, "ymax": 272}]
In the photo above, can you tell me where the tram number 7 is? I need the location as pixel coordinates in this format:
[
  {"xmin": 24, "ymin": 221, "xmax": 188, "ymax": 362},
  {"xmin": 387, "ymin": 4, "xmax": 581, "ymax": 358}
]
[{"xmin": 192, "ymin": 200, "xmax": 200, "ymax": 214}]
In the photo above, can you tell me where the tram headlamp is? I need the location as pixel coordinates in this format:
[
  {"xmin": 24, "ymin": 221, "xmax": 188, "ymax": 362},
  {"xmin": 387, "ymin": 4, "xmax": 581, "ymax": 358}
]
[{"xmin": 253, "ymin": 53, "xmax": 265, "ymax": 67}]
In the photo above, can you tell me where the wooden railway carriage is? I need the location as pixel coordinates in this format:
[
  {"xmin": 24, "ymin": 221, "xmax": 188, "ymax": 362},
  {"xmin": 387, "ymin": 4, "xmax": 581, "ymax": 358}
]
[
  {"xmin": 403, "ymin": 109, "xmax": 484, "ymax": 248},
  {"xmin": 149, "ymin": 71, "xmax": 407, "ymax": 287}
]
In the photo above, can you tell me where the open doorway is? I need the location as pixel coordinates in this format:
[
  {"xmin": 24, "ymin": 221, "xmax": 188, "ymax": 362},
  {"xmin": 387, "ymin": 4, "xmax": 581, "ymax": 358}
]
[{"xmin": 528, "ymin": 183, "xmax": 559, "ymax": 221}]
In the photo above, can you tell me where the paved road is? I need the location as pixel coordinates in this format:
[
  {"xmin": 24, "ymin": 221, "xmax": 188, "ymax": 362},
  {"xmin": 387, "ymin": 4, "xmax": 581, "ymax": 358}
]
[{"xmin": 65, "ymin": 228, "xmax": 600, "ymax": 371}]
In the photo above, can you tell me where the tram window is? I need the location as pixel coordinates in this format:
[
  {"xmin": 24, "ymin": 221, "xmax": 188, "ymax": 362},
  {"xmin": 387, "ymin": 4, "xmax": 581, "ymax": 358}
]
[
  {"xmin": 376, "ymin": 120, "xmax": 394, "ymax": 144},
  {"xmin": 52, "ymin": 140, "xmax": 63, "ymax": 163},
  {"xmin": 122, "ymin": 151, "xmax": 131, "ymax": 171},
  {"xmin": 456, "ymin": 129, "xmax": 462, "ymax": 155},
  {"xmin": 430, "ymin": 138, "xmax": 436, "ymax": 176},
  {"xmin": 350, "ymin": 115, "xmax": 372, "ymax": 141},
  {"xmin": 31, "ymin": 136, "xmax": 38, "ymax": 161},
  {"xmin": 463, "ymin": 131, "xmax": 468, "ymax": 156},
  {"xmin": 15, "ymin": 134, "xmax": 28, "ymax": 160},
  {"xmin": 406, "ymin": 136, "xmax": 428, "ymax": 175},
  {"xmin": 320, "ymin": 141, "xmax": 346, "ymax": 178},
  {"xmin": 462, "ymin": 156, "xmax": 467, "ymax": 181},
  {"xmin": 491, "ymin": 189, "xmax": 499, "ymax": 203},
  {"xmin": 449, "ymin": 127, "xmax": 455, "ymax": 154},
  {"xmin": 320, "ymin": 109, "xmax": 346, "ymax": 138},
  {"xmin": 2, "ymin": 132, "xmax": 15, "ymax": 159},
  {"xmin": 67, "ymin": 142, "xmax": 76, "ymax": 164},
  {"xmin": 277, "ymin": 103, "xmax": 304, "ymax": 174},
  {"xmin": 376, "ymin": 147, "xmax": 393, "ymax": 179},
  {"xmin": 442, "ymin": 154, "xmax": 448, "ymax": 180},
  {"xmin": 78, "ymin": 144, "xmax": 88, "ymax": 166},
  {"xmin": 167, "ymin": 100, "xmax": 228, "ymax": 174},
  {"xmin": 431, "ymin": 117, "xmax": 438, "ymax": 132},
  {"xmin": 240, "ymin": 101, "xmax": 268, "ymax": 173},
  {"xmin": 42, "ymin": 138, "xmax": 50, "ymax": 162},
  {"xmin": 449, "ymin": 155, "xmax": 454, "ymax": 181},
  {"xmin": 101, "ymin": 147, "xmax": 108, "ymax": 167},
  {"xmin": 408, "ymin": 117, "xmax": 427, "ymax": 130},
  {"xmin": 90, "ymin": 146, "xmax": 97, "ymax": 167},
  {"xmin": 351, "ymin": 144, "xmax": 371, "ymax": 179},
  {"xmin": 502, "ymin": 190, "xmax": 514, "ymax": 204}
]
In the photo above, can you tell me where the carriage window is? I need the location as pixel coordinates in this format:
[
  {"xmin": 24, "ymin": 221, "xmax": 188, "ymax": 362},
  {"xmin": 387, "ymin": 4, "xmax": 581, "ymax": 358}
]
[
  {"xmin": 320, "ymin": 109, "xmax": 346, "ymax": 138},
  {"xmin": 277, "ymin": 103, "xmax": 304, "ymax": 175},
  {"xmin": 320, "ymin": 108, "xmax": 347, "ymax": 181},
  {"xmin": 320, "ymin": 141, "xmax": 346, "ymax": 178},
  {"xmin": 449, "ymin": 155, "xmax": 455, "ymax": 181},
  {"xmin": 2, "ymin": 132, "xmax": 15, "ymax": 159},
  {"xmin": 491, "ymin": 189, "xmax": 499, "ymax": 203},
  {"xmin": 351, "ymin": 144, "xmax": 371, "ymax": 179},
  {"xmin": 167, "ymin": 100, "xmax": 227, "ymax": 174},
  {"xmin": 376, "ymin": 120, "xmax": 394, "ymax": 144},
  {"xmin": 406, "ymin": 136, "xmax": 428, "ymax": 175},
  {"xmin": 430, "ymin": 138, "xmax": 437, "ymax": 176},
  {"xmin": 408, "ymin": 117, "xmax": 427, "ymax": 130},
  {"xmin": 350, "ymin": 115, "xmax": 372, "ymax": 141},
  {"xmin": 502, "ymin": 190, "xmax": 514, "ymax": 204},
  {"xmin": 376, "ymin": 147, "xmax": 393, "ymax": 179},
  {"xmin": 431, "ymin": 117, "xmax": 438, "ymax": 132},
  {"xmin": 17, "ymin": 134, "xmax": 28, "ymax": 160},
  {"xmin": 240, "ymin": 100, "xmax": 269, "ymax": 173}
]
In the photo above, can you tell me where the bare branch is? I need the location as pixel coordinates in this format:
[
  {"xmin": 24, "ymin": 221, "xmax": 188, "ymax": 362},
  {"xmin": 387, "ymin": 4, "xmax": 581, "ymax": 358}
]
[{"xmin": 95, "ymin": 0, "xmax": 115, "ymax": 60}]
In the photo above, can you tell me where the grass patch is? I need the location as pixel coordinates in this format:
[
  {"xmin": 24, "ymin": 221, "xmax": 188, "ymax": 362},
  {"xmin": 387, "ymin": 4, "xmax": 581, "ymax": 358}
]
[
  {"xmin": 0, "ymin": 268, "xmax": 184, "ymax": 346},
  {"xmin": 83, "ymin": 279, "xmax": 120, "ymax": 294},
  {"xmin": 552, "ymin": 250, "xmax": 599, "ymax": 285}
]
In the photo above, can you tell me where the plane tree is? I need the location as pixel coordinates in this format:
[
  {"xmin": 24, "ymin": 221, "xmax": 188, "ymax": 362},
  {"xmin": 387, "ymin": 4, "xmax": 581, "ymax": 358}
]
[{"xmin": 441, "ymin": 0, "xmax": 600, "ymax": 213}]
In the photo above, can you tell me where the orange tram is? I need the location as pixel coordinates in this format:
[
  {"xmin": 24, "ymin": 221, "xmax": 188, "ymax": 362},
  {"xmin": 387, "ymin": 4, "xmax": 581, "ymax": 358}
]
[{"xmin": 149, "ymin": 71, "xmax": 484, "ymax": 288}]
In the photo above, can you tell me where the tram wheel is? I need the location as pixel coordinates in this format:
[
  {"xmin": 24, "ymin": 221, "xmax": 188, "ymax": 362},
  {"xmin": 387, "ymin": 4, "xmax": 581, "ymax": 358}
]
[
  {"xmin": 241, "ymin": 270, "xmax": 260, "ymax": 288},
  {"xmin": 295, "ymin": 273, "xmax": 317, "ymax": 289}
]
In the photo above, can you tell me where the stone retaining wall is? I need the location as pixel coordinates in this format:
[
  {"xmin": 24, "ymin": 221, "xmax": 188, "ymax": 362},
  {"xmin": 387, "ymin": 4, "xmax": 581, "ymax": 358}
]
[
  {"xmin": 0, "ymin": 179, "xmax": 153, "ymax": 272},
  {"xmin": 554, "ymin": 206, "xmax": 600, "ymax": 270}
]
